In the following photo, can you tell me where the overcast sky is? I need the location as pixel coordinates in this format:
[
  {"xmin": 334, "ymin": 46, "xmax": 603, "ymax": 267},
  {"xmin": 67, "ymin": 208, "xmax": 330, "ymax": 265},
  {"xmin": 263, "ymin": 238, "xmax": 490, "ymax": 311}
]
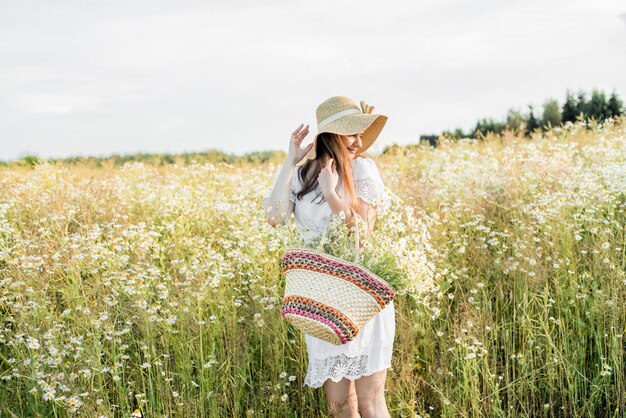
[{"xmin": 1, "ymin": 0, "xmax": 625, "ymax": 162}]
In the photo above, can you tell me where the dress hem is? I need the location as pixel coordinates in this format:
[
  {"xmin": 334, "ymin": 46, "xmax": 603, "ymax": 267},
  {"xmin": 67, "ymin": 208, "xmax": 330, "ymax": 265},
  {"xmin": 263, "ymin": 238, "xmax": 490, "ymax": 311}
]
[{"xmin": 304, "ymin": 362, "xmax": 392, "ymax": 388}]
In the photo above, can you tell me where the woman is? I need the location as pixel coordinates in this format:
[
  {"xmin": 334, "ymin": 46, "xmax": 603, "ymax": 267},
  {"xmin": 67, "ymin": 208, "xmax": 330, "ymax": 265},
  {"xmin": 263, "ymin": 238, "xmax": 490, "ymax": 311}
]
[{"xmin": 262, "ymin": 96, "xmax": 394, "ymax": 418}]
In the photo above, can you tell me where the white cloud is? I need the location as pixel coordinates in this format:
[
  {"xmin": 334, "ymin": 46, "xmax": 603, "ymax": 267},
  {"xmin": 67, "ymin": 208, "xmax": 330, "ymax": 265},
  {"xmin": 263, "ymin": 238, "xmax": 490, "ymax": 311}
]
[{"xmin": 0, "ymin": 0, "xmax": 625, "ymax": 161}]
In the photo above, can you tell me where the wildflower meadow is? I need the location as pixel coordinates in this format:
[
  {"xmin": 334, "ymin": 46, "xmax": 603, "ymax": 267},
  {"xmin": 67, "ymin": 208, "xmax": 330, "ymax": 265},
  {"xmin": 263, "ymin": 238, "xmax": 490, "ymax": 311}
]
[{"xmin": 1, "ymin": 118, "xmax": 625, "ymax": 417}]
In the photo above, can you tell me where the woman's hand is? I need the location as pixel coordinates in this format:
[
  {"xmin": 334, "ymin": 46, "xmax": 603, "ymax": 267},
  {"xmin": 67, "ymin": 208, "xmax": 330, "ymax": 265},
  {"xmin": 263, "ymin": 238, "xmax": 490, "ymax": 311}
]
[
  {"xmin": 318, "ymin": 157, "xmax": 339, "ymax": 198},
  {"xmin": 288, "ymin": 123, "xmax": 313, "ymax": 166}
]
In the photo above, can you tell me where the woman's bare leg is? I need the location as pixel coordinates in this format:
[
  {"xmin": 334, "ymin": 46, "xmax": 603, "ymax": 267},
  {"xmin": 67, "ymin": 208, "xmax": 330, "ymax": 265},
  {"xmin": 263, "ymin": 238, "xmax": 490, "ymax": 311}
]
[
  {"xmin": 323, "ymin": 378, "xmax": 360, "ymax": 417},
  {"xmin": 355, "ymin": 369, "xmax": 390, "ymax": 418}
]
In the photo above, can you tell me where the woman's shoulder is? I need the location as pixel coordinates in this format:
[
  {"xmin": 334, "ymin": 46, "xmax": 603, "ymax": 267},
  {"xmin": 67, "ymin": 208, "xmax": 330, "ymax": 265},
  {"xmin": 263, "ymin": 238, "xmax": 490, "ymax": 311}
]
[
  {"xmin": 354, "ymin": 155, "xmax": 375, "ymax": 164},
  {"xmin": 353, "ymin": 155, "xmax": 380, "ymax": 179},
  {"xmin": 354, "ymin": 155, "xmax": 378, "ymax": 167}
]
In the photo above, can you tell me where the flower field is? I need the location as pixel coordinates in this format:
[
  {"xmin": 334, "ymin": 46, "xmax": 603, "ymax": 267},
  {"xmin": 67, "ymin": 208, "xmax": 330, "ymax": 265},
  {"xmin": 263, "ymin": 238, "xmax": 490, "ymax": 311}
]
[{"xmin": 1, "ymin": 118, "xmax": 625, "ymax": 417}]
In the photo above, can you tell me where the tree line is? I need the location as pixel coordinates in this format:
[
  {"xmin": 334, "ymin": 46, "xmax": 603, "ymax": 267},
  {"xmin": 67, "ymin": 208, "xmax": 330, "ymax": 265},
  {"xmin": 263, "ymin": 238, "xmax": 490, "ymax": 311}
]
[
  {"xmin": 417, "ymin": 89, "xmax": 624, "ymax": 145},
  {"xmin": 5, "ymin": 88, "xmax": 624, "ymax": 166},
  {"xmin": 1, "ymin": 149, "xmax": 284, "ymax": 168}
]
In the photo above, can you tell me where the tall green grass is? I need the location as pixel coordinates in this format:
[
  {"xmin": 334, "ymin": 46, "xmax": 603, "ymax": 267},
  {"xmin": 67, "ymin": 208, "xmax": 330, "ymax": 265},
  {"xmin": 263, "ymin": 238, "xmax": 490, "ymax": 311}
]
[{"xmin": 0, "ymin": 118, "xmax": 624, "ymax": 417}]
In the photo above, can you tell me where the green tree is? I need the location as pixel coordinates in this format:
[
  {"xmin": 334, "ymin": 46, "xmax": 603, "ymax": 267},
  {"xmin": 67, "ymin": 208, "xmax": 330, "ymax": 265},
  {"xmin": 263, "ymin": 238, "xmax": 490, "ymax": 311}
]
[
  {"xmin": 441, "ymin": 128, "xmax": 466, "ymax": 139},
  {"xmin": 526, "ymin": 105, "xmax": 540, "ymax": 134},
  {"xmin": 474, "ymin": 118, "xmax": 504, "ymax": 137},
  {"xmin": 588, "ymin": 89, "xmax": 609, "ymax": 120},
  {"xmin": 607, "ymin": 91, "xmax": 624, "ymax": 117},
  {"xmin": 419, "ymin": 134, "xmax": 439, "ymax": 147},
  {"xmin": 505, "ymin": 108, "xmax": 525, "ymax": 132},
  {"xmin": 21, "ymin": 155, "xmax": 40, "ymax": 166},
  {"xmin": 562, "ymin": 91, "xmax": 578, "ymax": 122},
  {"xmin": 542, "ymin": 99, "xmax": 562, "ymax": 127},
  {"xmin": 453, "ymin": 128, "xmax": 467, "ymax": 139},
  {"xmin": 575, "ymin": 91, "xmax": 588, "ymax": 119}
]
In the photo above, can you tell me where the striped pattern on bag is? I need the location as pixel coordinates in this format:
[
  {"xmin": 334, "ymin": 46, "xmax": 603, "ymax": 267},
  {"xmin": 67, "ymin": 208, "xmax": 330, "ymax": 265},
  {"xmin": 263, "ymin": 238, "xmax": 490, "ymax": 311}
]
[{"xmin": 281, "ymin": 248, "xmax": 396, "ymax": 345}]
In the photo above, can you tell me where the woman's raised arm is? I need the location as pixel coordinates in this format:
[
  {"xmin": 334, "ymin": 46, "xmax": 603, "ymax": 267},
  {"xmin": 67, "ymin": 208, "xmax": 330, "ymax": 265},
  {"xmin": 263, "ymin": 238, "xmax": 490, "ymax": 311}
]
[
  {"xmin": 263, "ymin": 160, "xmax": 296, "ymax": 226},
  {"xmin": 263, "ymin": 124, "xmax": 313, "ymax": 226}
]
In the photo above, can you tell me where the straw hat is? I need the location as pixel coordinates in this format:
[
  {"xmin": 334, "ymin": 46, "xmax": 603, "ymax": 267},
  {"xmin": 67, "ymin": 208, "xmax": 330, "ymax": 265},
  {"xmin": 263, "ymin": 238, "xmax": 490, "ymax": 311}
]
[{"xmin": 299, "ymin": 96, "xmax": 388, "ymax": 165}]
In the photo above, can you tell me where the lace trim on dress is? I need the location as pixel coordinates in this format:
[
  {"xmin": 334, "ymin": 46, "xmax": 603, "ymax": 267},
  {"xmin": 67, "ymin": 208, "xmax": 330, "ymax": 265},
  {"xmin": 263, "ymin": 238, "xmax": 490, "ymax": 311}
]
[
  {"xmin": 355, "ymin": 177, "xmax": 381, "ymax": 206},
  {"xmin": 304, "ymin": 353, "xmax": 370, "ymax": 388}
]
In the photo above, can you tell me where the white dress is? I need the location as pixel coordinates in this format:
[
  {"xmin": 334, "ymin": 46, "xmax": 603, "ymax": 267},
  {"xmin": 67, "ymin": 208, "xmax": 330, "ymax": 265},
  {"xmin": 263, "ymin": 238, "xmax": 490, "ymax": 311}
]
[{"xmin": 263, "ymin": 156, "xmax": 395, "ymax": 388}]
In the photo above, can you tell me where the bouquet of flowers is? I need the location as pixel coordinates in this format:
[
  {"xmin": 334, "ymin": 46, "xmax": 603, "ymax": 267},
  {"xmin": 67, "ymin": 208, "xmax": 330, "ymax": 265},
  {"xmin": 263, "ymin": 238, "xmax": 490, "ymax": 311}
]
[{"xmin": 305, "ymin": 191, "xmax": 438, "ymax": 299}]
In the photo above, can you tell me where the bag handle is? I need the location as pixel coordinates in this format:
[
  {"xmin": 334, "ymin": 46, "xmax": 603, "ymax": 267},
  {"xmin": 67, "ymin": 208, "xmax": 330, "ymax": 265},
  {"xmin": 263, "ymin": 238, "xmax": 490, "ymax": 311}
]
[{"xmin": 320, "ymin": 207, "xmax": 361, "ymax": 263}]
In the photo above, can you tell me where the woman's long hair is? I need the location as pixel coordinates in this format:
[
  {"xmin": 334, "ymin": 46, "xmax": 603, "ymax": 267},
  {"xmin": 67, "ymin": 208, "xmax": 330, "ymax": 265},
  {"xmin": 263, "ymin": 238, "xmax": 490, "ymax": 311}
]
[{"xmin": 296, "ymin": 132, "xmax": 361, "ymax": 211}]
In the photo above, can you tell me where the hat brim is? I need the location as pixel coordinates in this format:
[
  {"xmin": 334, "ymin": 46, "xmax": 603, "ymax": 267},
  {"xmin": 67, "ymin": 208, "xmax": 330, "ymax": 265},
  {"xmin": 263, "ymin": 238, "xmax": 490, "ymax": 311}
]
[{"xmin": 298, "ymin": 113, "xmax": 388, "ymax": 165}]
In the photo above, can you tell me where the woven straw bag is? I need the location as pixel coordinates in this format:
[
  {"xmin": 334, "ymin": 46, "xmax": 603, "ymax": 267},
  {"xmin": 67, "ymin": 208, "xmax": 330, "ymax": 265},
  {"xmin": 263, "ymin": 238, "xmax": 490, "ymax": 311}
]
[{"xmin": 281, "ymin": 208, "xmax": 396, "ymax": 345}]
